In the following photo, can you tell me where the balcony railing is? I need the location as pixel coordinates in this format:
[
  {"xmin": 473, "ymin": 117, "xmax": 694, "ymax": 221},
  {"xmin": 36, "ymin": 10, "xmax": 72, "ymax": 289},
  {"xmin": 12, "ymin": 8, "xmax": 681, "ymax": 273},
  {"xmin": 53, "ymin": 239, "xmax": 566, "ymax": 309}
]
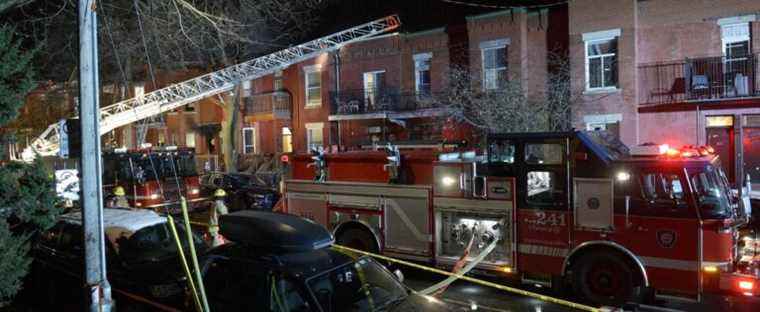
[
  {"xmin": 245, "ymin": 91, "xmax": 291, "ymax": 119},
  {"xmin": 639, "ymin": 54, "xmax": 760, "ymax": 106},
  {"xmin": 329, "ymin": 88, "xmax": 441, "ymax": 116}
]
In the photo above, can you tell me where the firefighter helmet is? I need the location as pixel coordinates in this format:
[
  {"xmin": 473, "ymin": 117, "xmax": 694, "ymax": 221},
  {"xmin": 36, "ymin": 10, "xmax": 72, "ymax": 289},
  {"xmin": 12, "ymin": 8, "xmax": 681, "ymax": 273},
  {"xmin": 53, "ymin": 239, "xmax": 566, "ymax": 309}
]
[
  {"xmin": 214, "ymin": 189, "xmax": 227, "ymax": 197},
  {"xmin": 113, "ymin": 186, "xmax": 126, "ymax": 196}
]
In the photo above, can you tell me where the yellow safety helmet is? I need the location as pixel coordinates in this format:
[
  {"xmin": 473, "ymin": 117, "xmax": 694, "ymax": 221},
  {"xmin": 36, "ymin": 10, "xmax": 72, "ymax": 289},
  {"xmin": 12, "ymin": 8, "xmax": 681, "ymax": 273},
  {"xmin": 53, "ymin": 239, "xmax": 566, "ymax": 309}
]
[
  {"xmin": 113, "ymin": 186, "xmax": 126, "ymax": 196},
  {"xmin": 214, "ymin": 189, "xmax": 227, "ymax": 197}
]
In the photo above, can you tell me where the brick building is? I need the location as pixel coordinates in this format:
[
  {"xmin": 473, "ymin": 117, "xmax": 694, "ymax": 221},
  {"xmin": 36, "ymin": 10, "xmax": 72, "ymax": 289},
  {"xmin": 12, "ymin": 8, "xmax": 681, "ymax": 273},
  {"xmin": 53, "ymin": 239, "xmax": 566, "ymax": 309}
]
[
  {"xmin": 569, "ymin": 0, "xmax": 760, "ymax": 184},
  {"xmin": 235, "ymin": 6, "xmax": 568, "ymax": 162}
]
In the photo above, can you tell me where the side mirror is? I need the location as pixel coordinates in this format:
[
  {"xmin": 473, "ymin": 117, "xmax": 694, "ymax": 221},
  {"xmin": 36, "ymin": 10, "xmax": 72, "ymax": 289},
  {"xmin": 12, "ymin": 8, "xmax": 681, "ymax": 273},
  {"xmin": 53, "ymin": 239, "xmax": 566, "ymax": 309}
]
[{"xmin": 393, "ymin": 269, "xmax": 405, "ymax": 283}]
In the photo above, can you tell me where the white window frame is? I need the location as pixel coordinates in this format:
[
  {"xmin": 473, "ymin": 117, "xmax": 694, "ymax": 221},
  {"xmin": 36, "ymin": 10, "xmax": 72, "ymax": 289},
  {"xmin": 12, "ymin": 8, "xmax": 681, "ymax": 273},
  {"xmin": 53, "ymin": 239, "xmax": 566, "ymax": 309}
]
[
  {"xmin": 304, "ymin": 65, "xmax": 322, "ymax": 108},
  {"xmin": 185, "ymin": 131, "xmax": 196, "ymax": 148},
  {"xmin": 242, "ymin": 80, "xmax": 251, "ymax": 97},
  {"xmin": 480, "ymin": 39, "xmax": 509, "ymax": 91},
  {"xmin": 242, "ymin": 127, "xmax": 256, "ymax": 154},
  {"xmin": 719, "ymin": 19, "xmax": 751, "ymax": 59},
  {"xmin": 583, "ymin": 114, "xmax": 621, "ymax": 131},
  {"xmin": 281, "ymin": 127, "xmax": 293, "ymax": 153},
  {"xmin": 305, "ymin": 122, "xmax": 324, "ymax": 151},
  {"xmin": 583, "ymin": 29, "xmax": 621, "ymax": 92},
  {"xmin": 363, "ymin": 70, "xmax": 386, "ymax": 107},
  {"xmin": 414, "ymin": 53, "xmax": 432, "ymax": 96}
]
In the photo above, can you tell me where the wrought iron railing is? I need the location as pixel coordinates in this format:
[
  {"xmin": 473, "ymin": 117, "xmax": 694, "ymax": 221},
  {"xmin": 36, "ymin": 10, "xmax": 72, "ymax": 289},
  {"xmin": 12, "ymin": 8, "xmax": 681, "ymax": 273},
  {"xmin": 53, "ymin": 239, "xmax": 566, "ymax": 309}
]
[
  {"xmin": 245, "ymin": 91, "xmax": 292, "ymax": 117},
  {"xmin": 639, "ymin": 53, "xmax": 760, "ymax": 106},
  {"xmin": 329, "ymin": 88, "xmax": 441, "ymax": 115}
]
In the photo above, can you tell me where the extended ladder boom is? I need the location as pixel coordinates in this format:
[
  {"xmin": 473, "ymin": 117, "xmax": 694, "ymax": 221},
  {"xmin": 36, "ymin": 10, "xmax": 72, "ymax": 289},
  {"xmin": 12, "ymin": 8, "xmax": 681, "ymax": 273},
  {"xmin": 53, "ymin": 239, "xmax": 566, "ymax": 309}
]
[{"xmin": 24, "ymin": 15, "xmax": 400, "ymax": 160}]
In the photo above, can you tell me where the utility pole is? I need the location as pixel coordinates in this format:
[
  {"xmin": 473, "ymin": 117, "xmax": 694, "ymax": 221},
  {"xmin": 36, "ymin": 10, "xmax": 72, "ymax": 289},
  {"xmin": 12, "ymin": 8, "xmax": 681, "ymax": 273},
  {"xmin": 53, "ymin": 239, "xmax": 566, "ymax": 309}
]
[{"xmin": 79, "ymin": 0, "xmax": 113, "ymax": 311}]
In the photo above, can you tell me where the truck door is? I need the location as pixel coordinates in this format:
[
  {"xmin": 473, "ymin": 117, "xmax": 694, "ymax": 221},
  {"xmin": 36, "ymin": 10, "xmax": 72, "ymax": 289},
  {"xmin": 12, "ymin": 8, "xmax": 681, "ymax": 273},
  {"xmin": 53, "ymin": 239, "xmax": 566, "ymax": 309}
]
[
  {"xmin": 619, "ymin": 167, "xmax": 701, "ymax": 297},
  {"xmin": 516, "ymin": 139, "xmax": 571, "ymax": 275}
]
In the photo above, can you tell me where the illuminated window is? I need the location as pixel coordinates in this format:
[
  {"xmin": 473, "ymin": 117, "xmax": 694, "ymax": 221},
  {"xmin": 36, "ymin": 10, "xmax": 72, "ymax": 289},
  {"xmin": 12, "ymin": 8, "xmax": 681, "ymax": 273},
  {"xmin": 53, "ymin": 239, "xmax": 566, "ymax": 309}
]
[
  {"xmin": 480, "ymin": 39, "xmax": 508, "ymax": 90},
  {"xmin": 282, "ymin": 127, "xmax": 293, "ymax": 153},
  {"xmin": 305, "ymin": 123, "xmax": 323, "ymax": 151},
  {"xmin": 414, "ymin": 53, "xmax": 432, "ymax": 97},
  {"xmin": 242, "ymin": 127, "xmax": 256, "ymax": 154},
  {"xmin": 583, "ymin": 29, "xmax": 620, "ymax": 91},
  {"xmin": 304, "ymin": 65, "xmax": 322, "ymax": 107}
]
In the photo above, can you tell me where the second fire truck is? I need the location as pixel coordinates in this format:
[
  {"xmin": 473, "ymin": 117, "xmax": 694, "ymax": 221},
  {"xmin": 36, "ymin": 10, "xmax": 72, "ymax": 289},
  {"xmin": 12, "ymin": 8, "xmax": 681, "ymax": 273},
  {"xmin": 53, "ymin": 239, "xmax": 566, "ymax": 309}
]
[{"xmin": 282, "ymin": 130, "xmax": 759, "ymax": 305}]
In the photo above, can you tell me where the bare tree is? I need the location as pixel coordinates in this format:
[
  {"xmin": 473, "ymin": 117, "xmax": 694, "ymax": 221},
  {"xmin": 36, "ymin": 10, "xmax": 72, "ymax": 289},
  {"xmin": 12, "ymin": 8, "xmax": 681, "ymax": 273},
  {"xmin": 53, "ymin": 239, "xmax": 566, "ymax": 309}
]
[
  {"xmin": 438, "ymin": 53, "xmax": 575, "ymax": 135},
  {"xmin": 11, "ymin": 0, "xmax": 325, "ymax": 171}
]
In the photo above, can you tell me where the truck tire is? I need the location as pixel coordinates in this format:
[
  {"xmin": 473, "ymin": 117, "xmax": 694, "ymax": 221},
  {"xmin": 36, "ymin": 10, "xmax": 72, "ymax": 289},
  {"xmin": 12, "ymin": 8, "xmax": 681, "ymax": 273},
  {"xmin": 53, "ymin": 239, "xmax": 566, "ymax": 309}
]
[
  {"xmin": 336, "ymin": 228, "xmax": 378, "ymax": 253},
  {"xmin": 572, "ymin": 251, "xmax": 639, "ymax": 306}
]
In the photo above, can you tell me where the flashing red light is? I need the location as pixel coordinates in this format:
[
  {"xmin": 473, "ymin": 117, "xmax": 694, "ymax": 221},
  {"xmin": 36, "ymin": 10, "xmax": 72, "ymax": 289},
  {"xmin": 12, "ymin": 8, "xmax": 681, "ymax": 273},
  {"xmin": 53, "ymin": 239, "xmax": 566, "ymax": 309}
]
[
  {"xmin": 665, "ymin": 148, "xmax": 680, "ymax": 157},
  {"xmin": 680, "ymin": 151, "xmax": 695, "ymax": 158},
  {"xmin": 739, "ymin": 280, "xmax": 754, "ymax": 291},
  {"xmin": 658, "ymin": 144, "xmax": 670, "ymax": 154},
  {"xmin": 280, "ymin": 155, "xmax": 290, "ymax": 163},
  {"xmin": 705, "ymin": 145, "xmax": 715, "ymax": 154}
]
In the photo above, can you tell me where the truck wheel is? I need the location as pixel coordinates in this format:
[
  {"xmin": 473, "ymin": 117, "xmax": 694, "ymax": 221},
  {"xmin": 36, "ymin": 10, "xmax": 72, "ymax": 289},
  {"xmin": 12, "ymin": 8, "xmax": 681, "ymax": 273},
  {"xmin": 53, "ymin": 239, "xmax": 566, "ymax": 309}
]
[
  {"xmin": 572, "ymin": 251, "xmax": 638, "ymax": 306},
  {"xmin": 337, "ymin": 228, "xmax": 378, "ymax": 253}
]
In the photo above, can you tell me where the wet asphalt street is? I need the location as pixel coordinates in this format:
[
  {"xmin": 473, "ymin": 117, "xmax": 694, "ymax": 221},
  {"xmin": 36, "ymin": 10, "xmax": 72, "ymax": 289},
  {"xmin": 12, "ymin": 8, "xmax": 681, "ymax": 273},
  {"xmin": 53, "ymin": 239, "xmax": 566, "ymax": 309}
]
[{"xmin": 401, "ymin": 267, "xmax": 760, "ymax": 312}]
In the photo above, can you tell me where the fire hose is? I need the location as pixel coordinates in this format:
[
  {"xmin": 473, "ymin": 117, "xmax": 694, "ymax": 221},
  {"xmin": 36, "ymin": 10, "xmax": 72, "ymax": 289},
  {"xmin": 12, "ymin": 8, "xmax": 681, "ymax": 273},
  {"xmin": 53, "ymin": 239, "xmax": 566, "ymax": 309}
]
[{"xmin": 419, "ymin": 221, "xmax": 500, "ymax": 296}]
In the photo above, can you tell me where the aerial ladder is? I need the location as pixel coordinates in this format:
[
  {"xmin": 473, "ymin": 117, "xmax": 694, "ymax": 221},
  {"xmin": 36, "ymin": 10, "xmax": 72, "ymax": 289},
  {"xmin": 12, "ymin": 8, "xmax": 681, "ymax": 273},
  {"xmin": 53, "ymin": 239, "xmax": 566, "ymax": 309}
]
[{"xmin": 22, "ymin": 15, "xmax": 401, "ymax": 161}]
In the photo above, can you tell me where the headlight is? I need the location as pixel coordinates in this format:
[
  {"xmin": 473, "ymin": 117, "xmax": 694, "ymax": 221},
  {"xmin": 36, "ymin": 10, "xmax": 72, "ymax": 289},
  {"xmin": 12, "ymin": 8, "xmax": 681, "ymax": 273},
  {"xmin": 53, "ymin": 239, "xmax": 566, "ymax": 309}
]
[
  {"xmin": 188, "ymin": 188, "xmax": 200, "ymax": 195},
  {"xmin": 149, "ymin": 193, "xmax": 161, "ymax": 200},
  {"xmin": 441, "ymin": 176, "xmax": 456, "ymax": 187}
]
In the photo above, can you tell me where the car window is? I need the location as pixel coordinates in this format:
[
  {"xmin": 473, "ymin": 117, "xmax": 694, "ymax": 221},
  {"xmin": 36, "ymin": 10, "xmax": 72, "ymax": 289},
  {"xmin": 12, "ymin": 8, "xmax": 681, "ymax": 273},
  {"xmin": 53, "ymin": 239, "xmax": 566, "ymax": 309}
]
[
  {"xmin": 525, "ymin": 143, "xmax": 563, "ymax": 165},
  {"xmin": 271, "ymin": 277, "xmax": 310, "ymax": 312},
  {"xmin": 204, "ymin": 258, "xmax": 274, "ymax": 311},
  {"xmin": 526, "ymin": 170, "xmax": 564, "ymax": 208},
  {"xmin": 59, "ymin": 224, "xmax": 84, "ymax": 255}
]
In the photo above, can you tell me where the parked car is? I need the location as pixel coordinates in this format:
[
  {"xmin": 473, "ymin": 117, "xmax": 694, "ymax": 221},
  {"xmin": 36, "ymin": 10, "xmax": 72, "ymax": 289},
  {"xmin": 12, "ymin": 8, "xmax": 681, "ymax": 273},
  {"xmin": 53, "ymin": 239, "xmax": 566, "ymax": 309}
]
[
  {"xmin": 200, "ymin": 172, "xmax": 280, "ymax": 211},
  {"xmin": 26, "ymin": 208, "xmax": 206, "ymax": 310},
  {"xmin": 201, "ymin": 210, "xmax": 456, "ymax": 312}
]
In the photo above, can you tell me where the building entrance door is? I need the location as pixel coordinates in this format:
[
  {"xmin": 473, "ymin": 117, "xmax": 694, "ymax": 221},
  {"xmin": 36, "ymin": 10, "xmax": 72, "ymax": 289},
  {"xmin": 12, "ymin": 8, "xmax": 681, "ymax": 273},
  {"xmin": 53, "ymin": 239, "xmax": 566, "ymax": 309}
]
[{"xmin": 706, "ymin": 116, "xmax": 735, "ymax": 183}]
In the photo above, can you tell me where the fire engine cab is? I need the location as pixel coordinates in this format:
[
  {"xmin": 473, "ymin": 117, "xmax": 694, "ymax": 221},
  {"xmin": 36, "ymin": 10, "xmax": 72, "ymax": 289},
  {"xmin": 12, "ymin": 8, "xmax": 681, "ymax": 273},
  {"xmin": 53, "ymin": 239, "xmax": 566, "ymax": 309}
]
[
  {"xmin": 102, "ymin": 145, "xmax": 204, "ymax": 211},
  {"xmin": 282, "ymin": 130, "xmax": 759, "ymax": 305}
]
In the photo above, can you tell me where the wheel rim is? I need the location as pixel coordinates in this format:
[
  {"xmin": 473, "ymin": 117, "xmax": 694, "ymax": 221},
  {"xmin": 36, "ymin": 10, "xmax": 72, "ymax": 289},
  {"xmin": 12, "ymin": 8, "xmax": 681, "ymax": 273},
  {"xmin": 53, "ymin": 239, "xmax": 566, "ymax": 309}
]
[{"xmin": 586, "ymin": 259, "xmax": 625, "ymax": 299}]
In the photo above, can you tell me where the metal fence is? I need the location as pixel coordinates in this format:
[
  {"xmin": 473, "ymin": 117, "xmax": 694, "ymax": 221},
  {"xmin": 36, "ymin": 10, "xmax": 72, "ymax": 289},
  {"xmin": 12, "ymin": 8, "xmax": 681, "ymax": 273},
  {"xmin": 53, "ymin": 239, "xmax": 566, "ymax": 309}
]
[
  {"xmin": 639, "ymin": 53, "xmax": 760, "ymax": 106},
  {"xmin": 329, "ymin": 88, "xmax": 441, "ymax": 115},
  {"xmin": 245, "ymin": 91, "xmax": 292, "ymax": 116}
]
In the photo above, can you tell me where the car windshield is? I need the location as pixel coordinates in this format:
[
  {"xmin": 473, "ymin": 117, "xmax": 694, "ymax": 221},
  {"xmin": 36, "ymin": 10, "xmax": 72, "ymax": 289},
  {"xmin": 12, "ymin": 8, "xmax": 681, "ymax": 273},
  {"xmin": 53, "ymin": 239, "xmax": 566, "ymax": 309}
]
[
  {"xmin": 688, "ymin": 165, "xmax": 733, "ymax": 219},
  {"xmin": 113, "ymin": 222, "xmax": 204, "ymax": 264},
  {"xmin": 306, "ymin": 257, "xmax": 407, "ymax": 312}
]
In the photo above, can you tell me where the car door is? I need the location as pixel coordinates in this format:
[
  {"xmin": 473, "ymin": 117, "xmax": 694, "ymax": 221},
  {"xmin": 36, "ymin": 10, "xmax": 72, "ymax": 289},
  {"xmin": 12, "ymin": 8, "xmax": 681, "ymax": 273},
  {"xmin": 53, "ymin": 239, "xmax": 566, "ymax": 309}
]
[{"xmin": 620, "ymin": 167, "xmax": 701, "ymax": 296}]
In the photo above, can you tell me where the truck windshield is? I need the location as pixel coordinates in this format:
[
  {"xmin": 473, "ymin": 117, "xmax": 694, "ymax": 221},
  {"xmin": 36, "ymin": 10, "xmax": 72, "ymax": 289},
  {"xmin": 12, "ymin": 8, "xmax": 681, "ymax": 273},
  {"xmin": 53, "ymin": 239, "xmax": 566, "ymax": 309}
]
[
  {"xmin": 688, "ymin": 165, "xmax": 733, "ymax": 219},
  {"xmin": 307, "ymin": 257, "xmax": 407, "ymax": 312}
]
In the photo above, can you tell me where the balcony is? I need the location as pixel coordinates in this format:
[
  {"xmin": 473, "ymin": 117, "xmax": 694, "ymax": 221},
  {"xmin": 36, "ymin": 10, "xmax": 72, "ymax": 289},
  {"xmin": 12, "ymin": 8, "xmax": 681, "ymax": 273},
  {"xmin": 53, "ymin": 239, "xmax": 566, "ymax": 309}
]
[
  {"xmin": 328, "ymin": 88, "xmax": 444, "ymax": 121},
  {"xmin": 244, "ymin": 91, "xmax": 291, "ymax": 121},
  {"xmin": 639, "ymin": 54, "xmax": 760, "ymax": 107}
]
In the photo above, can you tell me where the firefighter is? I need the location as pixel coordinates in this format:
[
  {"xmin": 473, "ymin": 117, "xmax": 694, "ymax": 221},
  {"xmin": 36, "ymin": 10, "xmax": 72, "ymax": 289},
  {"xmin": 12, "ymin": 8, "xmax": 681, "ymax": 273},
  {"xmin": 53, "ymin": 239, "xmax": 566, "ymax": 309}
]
[
  {"xmin": 108, "ymin": 186, "xmax": 130, "ymax": 208},
  {"xmin": 209, "ymin": 188, "xmax": 229, "ymax": 247}
]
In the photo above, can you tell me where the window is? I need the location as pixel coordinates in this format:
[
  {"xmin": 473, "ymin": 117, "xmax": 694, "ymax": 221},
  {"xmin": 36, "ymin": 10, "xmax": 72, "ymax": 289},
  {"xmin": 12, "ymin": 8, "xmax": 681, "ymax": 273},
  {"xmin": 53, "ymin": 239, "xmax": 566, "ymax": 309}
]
[
  {"xmin": 242, "ymin": 80, "xmax": 251, "ymax": 97},
  {"xmin": 414, "ymin": 53, "xmax": 432, "ymax": 97},
  {"xmin": 488, "ymin": 140, "xmax": 515, "ymax": 164},
  {"xmin": 363, "ymin": 71, "xmax": 386, "ymax": 109},
  {"xmin": 305, "ymin": 123, "xmax": 324, "ymax": 151},
  {"xmin": 720, "ymin": 18, "xmax": 753, "ymax": 96},
  {"xmin": 525, "ymin": 143, "xmax": 563, "ymax": 165},
  {"xmin": 480, "ymin": 40, "xmax": 508, "ymax": 90},
  {"xmin": 185, "ymin": 131, "xmax": 196, "ymax": 148},
  {"xmin": 583, "ymin": 29, "xmax": 620, "ymax": 90},
  {"xmin": 304, "ymin": 65, "xmax": 322, "ymax": 107},
  {"xmin": 282, "ymin": 127, "xmax": 293, "ymax": 153},
  {"xmin": 242, "ymin": 127, "xmax": 256, "ymax": 154},
  {"xmin": 274, "ymin": 70, "xmax": 284, "ymax": 91},
  {"xmin": 527, "ymin": 171, "xmax": 562, "ymax": 205}
]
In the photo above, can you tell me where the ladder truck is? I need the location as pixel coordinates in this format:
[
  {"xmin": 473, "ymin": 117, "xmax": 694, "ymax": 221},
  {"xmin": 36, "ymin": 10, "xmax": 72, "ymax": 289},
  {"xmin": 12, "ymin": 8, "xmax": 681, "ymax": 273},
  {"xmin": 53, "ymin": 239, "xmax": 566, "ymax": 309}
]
[
  {"xmin": 21, "ymin": 15, "xmax": 401, "ymax": 161},
  {"xmin": 282, "ymin": 131, "xmax": 760, "ymax": 306}
]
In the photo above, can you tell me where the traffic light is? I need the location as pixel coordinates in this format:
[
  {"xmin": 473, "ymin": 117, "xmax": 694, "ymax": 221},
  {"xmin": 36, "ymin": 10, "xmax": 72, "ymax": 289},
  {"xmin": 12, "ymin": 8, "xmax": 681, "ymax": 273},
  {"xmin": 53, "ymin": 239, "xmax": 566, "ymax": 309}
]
[{"xmin": 59, "ymin": 118, "xmax": 81, "ymax": 158}]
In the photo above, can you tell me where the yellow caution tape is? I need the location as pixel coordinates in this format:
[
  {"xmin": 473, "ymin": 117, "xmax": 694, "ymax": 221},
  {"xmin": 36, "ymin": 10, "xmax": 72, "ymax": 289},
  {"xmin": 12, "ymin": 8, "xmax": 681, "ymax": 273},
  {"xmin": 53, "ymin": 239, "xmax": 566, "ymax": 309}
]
[{"xmin": 332, "ymin": 244, "xmax": 601, "ymax": 312}]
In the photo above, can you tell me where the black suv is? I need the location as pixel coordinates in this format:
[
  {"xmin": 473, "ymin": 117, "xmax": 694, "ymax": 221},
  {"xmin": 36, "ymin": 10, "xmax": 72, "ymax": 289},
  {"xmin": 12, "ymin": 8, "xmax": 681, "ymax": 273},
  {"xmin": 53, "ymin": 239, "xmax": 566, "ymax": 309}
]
[
  {"xmin": 202, "ymin": 210, "xmax": 455, "ymax": 312},
  {"xmin": 26, "ymin": 208, "xmax": 205, "ymax": 310}
]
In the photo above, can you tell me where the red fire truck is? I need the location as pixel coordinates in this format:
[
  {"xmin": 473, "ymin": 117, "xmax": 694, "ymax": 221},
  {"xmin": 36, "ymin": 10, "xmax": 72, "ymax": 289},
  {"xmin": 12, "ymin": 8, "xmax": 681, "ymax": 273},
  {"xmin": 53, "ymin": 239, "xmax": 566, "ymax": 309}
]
[
  {"xmin": 102, "ymin": 146, "xmax": 204, "ymax": 211},
  {"xmin": 282, "ymin": 131, "xmax": 760, "ymax": 305}
]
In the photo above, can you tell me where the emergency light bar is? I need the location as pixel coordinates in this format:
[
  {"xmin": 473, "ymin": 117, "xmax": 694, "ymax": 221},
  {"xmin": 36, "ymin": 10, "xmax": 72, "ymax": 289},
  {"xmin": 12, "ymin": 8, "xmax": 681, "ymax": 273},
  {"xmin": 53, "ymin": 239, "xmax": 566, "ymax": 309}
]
[{"xmin": 630, "ymin": 143, "xmax": 715, "ymax": 158}]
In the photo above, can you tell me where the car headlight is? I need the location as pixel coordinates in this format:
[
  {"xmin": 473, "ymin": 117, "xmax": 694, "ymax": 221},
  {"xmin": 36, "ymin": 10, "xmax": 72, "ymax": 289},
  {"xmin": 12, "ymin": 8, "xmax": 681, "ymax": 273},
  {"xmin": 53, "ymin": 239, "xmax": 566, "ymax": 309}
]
[{"xmin": 188, "ymin": 188, "xmax": 200, "ymax": 196}]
